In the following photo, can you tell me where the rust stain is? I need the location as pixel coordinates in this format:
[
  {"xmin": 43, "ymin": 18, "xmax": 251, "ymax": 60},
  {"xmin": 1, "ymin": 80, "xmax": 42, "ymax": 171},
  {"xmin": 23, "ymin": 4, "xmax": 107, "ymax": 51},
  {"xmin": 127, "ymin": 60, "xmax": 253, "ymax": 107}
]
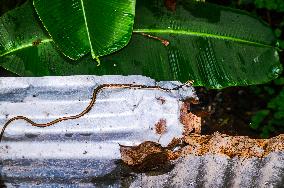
[
  {"xmin": 155, "ymin": 119, "xmax": 167, "ymax": 135},
  {"xmin": 119, "ymin": 100, "xmax": 284, "ymax": 172},
  {"xmin": 119, "ymin": 133, "xmax": 284, "ymax": 172},
  {"xmin": 120, "ymin": 141, "xmax": 170, "ymax": 171},
  {"xmin": 182, "ymin": 132, "xmax": 284, "ymax": 158},
  {"xmin": 120, "ymin": 138, "xmax": 184, "ymax": 171},
  {"xmin": 180, "ymin": 102, "xmax": 202, "ymax": 135}
]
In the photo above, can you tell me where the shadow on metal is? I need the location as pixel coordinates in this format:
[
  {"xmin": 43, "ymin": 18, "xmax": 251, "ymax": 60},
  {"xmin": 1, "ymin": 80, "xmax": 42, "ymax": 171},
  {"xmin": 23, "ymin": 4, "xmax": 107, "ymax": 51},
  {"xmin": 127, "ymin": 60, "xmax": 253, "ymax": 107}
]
[{"xmin": 91, "ymin": 160, "xmax": 175, "ymax": 187}]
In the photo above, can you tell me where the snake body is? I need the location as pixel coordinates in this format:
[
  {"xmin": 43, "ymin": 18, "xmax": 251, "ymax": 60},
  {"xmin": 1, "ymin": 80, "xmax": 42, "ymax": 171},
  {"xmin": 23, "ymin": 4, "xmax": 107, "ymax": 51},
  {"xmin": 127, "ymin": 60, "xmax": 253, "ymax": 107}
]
[{"xmin": 0, "ymin": 83, "xmax": 183, "ymax": 142}]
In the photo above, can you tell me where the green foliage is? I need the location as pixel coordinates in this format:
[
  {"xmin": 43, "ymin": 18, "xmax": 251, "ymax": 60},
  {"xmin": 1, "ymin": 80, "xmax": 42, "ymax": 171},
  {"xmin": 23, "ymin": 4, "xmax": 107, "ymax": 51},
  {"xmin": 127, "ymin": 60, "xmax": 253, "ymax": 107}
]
[
  {"xmin": 274, "ymin": 77, "xmax": 284, "ymax": 85},
  {"xmin": 250, "ymin": 109, "xmax": 270, "ymax": 129},
  {"xmin": 239, "ymin": 0, "xmax": 284, "ymax": 12},
  {"xmin": 254, "ymin": 0, "xmax": 284, "ymax": 12},
  {"xmin": 250, "ymin": 79, "xmax": 284, "ymax": 138},
  {"xmin": 33, "ymin": 0, "xmax": 135, "ymax": 61},
  {"xmin": 278, "ymin": 40, "xmax": 284, "ymax": 49},
  {"xmin": 0, "ymin": 0, "xmax": 281, "ymax": 89}
]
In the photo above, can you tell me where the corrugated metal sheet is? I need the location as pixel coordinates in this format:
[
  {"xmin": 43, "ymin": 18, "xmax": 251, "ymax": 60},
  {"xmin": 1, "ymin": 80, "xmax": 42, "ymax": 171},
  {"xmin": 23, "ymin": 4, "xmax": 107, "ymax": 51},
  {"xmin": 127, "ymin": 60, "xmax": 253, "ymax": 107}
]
[
  {"xmin": 130, "ymin": 152, "xmax": 284, "ymax": 188},
  {"xmin": 0, "ymin": 75, "xmax": 196, "ymax": 187},
  {"xmin": 0, "ymin": 75, "xmax": 283, "ymax": 187}
]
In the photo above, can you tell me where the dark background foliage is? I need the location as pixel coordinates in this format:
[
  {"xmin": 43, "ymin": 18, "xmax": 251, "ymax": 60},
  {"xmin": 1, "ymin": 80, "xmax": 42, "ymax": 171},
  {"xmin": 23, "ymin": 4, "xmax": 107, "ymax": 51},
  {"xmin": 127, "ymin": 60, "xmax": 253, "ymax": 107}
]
[
  {"xmin": 0, "ymin": 0, "xmax": 283, "ymax": 138},
  {"xmin": 197, "ymin": 0, "xmax": 284, "ymax": 138}
]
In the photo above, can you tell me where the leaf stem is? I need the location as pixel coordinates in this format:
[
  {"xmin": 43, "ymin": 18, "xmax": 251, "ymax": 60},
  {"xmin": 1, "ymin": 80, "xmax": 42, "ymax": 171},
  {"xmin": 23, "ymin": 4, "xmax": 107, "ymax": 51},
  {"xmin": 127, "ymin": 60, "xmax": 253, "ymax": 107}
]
[
  {"xmin": 133, "ymin": 29, "xmax": 273, "ymax": 48},
  {"xmin": 134, "ymin": 32, "xmax": 170, "ymax": 46}
]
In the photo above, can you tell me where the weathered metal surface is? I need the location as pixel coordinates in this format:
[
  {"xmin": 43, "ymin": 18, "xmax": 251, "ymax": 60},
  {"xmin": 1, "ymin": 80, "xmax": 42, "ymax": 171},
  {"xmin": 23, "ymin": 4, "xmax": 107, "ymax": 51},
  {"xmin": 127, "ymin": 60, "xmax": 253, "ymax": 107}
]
[
  {"xmin": 1, "ymin": 152, "xmax": 283, "ymax": 187},
  {"xmin": 0, "ymin": 75, "xmax": 283, "ymax": 187},
  {"xmin": 130, "ymin": 152, "xmax": 284, "ymax": 188},
  {"xmin": 0, "ymin": 75, "xmax": 196, "ymax": 186}
]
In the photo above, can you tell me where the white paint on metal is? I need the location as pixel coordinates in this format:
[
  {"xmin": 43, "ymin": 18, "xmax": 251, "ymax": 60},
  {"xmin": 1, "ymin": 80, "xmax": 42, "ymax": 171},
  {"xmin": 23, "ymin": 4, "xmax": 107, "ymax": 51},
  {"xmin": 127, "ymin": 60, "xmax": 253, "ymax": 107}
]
[{"xmin": 0, "ymin": 75, "xmax": 197, "ymax": 160}]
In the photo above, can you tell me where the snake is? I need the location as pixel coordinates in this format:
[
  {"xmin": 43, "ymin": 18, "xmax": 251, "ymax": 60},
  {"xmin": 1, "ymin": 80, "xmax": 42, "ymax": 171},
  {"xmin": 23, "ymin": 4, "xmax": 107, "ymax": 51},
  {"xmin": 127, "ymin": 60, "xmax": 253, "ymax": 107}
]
[{"xmin": 0, "ymin": 83, "xmax": 186, "ymax": 142}]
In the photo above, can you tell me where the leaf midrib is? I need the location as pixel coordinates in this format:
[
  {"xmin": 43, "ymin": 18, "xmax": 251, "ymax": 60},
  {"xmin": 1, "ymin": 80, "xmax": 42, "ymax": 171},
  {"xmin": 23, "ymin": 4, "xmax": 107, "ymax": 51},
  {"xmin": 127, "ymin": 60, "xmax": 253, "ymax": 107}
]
[
  {"xmin": 0, "ymin": 39, "xmax": 52, "ymax": 57},
  {"xmin": 0, "ymin": 27, "xmax": 274, "ymax": 57},
  {"xmin": 80, "ymin": 0, "xmax": 93, "ymax": 56},
  {"xmin": 80, "ymin": 0, "xmax": 100, "ymax": 63},
  {"xmin": 133, "ymin": 29, "xmax": 273, "ymax": 48}
]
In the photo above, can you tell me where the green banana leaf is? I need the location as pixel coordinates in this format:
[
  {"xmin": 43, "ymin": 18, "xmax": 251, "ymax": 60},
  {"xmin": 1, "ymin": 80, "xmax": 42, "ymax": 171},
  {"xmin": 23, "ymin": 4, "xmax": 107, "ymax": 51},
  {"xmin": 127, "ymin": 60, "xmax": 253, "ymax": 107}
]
[
  {"xmin": 0, "ymin": 0, "xmax": 282, "ymax": 88},
  {"xmin": 33, "ymin": 0, "xmax": 136, "ymax": 60}
]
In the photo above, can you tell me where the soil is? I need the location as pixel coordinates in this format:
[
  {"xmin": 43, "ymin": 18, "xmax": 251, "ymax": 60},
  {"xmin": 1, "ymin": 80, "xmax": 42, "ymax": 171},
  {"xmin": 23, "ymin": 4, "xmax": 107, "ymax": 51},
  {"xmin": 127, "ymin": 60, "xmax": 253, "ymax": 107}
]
[
  {"xmin": 193, "ymin": 87, "xmax": 265, "ymax": 138},
  {"xmin": 192, "ymin": 85, "xmax": 284, "ymax": 138},
  {"xmin": 182, "ymin": 132, "xmax": 284, "ymax": 158}
]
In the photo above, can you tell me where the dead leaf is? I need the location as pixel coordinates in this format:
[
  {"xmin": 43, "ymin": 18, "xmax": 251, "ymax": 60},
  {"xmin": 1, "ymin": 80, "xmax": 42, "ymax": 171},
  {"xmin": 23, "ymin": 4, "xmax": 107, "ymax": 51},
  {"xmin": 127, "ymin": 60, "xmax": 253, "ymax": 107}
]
[{"xmin": 120, "ymin": 141, "xmax": 169, "ymax": 171}]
